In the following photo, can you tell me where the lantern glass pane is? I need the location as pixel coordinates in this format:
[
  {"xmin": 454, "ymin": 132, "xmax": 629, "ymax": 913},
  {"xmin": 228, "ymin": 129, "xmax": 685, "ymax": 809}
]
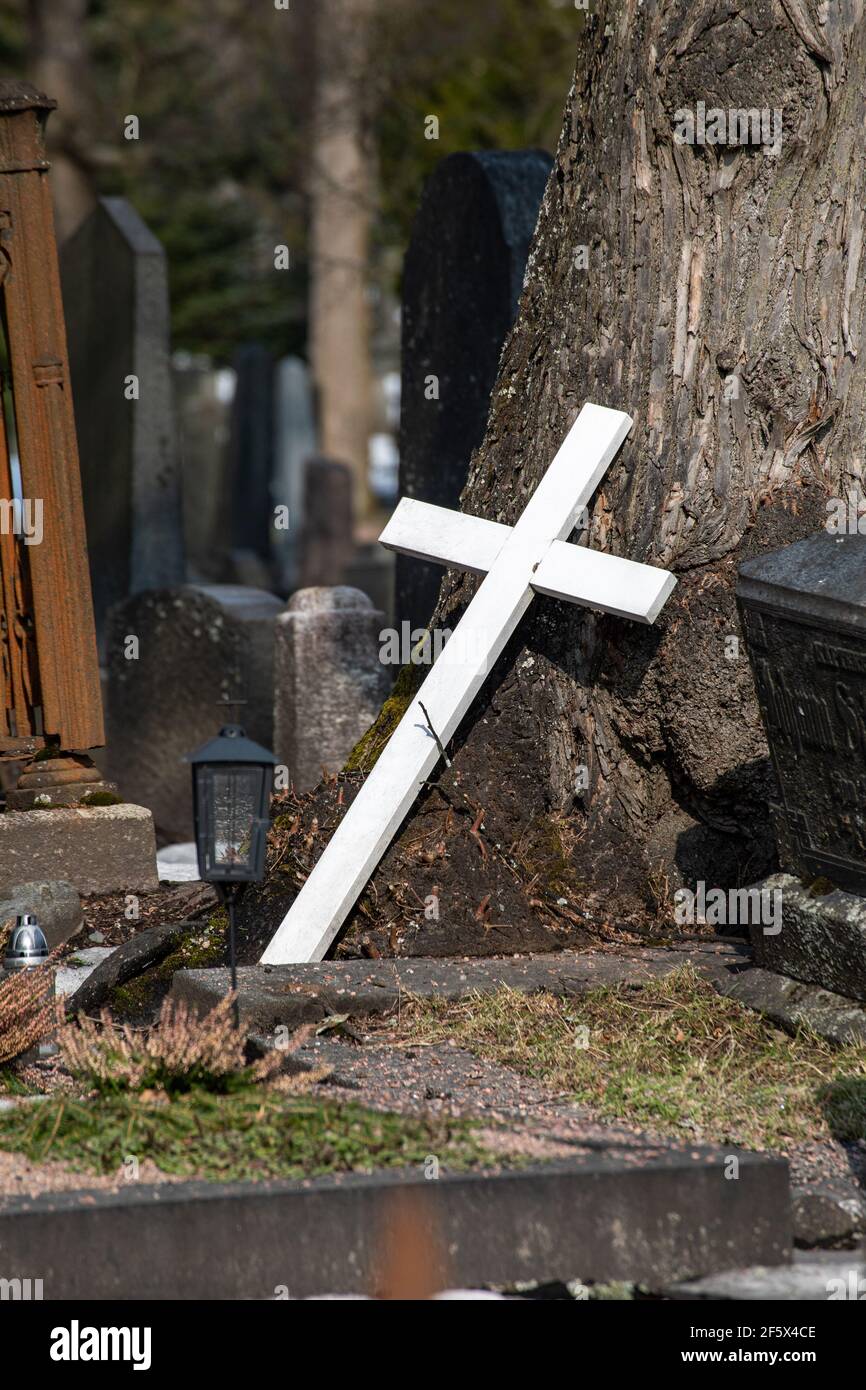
[{"xmin": 195, "ymin": 763, "xmax": 265, "ymax": 879}]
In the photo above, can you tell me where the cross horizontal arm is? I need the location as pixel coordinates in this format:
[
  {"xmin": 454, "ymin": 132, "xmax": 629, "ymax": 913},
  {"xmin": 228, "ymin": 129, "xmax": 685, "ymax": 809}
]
[
  {"xmin": 381, "ymin": 499, "xmax": 676, "ymax": 624},
  {"xmin": 532, "ymin": 543, "xmax": 676, "ymax": 624},
  {"xmin": 379, "ymin": 497, "xmax": 509, "ymax": 575}
]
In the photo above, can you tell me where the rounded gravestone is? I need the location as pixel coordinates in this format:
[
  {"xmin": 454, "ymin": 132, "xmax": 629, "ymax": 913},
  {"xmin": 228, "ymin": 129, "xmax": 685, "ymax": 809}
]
[
  {"xmin": 274, "ymin": 586, "xmax": 390, "ymax": 791},
  {"xmin": 398, "ymin": 149, "xmax": 552, "ymax": 634}
]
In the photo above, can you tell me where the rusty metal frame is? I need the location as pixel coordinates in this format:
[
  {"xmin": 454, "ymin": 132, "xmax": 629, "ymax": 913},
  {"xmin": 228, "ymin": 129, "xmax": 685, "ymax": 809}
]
[{"xmin": 0, "ymin": 80, "xmax": 103, "ymax": 753}]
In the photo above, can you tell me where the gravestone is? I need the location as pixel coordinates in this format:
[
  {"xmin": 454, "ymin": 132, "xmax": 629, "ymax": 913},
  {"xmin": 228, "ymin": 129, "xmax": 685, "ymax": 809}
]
[
  {"xmin": 228, "ymin": 343, "xmax": 274, "ymax": 577},
  {"xmin": 738, "ymin": 532, "xmax": 866, "ymax": 1000},
  {"xmin": 174, "ymin": 357, "xmax": 234, "ymax": 583},
  {"xmin": 272, "ymin": 356, "xmax": 317, "ymax": 591},
  {"xmin": 738, "ymin": 533, "xmax": 866, "ymax": 894},
  {"xmin": 273, "ymin": 587, "xmax": 390, "ymax": 791},
  {"xmin": 105, "ymin": 585, "xmax": 282, "ymax": 841},
  {"xmin": 61, "ymin": 197, "xmax": 185, "ymax": 644},
  {"xmin": 299, "ymin": 457, "xmax": 354, "ymax": 589},
  {"xmin": 263, "ymin": 404, "xmax": 677, "ymax": 964},
  {"xmin": 398, "ymin": 149, "xmax": 552, "ymax": 634}
]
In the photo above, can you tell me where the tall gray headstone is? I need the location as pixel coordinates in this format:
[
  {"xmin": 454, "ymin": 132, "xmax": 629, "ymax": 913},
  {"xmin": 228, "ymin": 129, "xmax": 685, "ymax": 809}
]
[
  {"xmin": 299, "ymin": 457, "xmax": 353, "ymax": 589},
  {"xmin": 398, "ymin": 149, "xmax": 551, "ymax": 633},
  {"xmin": 273, "ymin": 355, "xmax": 317, "ymax": 591},
  {"xmin": 274, "ymin": 587, "xmax": 390, "ymax": 791},
  {"xmin": 174, "ymin": 358, "xmax": 234, "ymax": 584},
  {"xmin": 61, "ymin": 197, "xmax": 185, "ymax": 644}
]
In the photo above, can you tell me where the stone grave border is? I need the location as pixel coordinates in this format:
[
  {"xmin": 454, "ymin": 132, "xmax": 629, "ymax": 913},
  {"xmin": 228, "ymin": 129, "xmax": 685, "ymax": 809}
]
[{"xmin": 0, "ymin": 1147, "xmax": 790, "ymax": 1300}]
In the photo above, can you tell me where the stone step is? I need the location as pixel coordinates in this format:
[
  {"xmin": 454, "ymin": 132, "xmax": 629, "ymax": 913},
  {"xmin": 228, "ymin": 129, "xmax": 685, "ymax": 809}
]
[{"xmin": 171, "ymin": 939, "xmax": 749, "ymax": 1032}]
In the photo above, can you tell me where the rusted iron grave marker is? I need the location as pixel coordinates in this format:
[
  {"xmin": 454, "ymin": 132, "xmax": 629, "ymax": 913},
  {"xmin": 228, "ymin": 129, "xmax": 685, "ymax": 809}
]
[
  {"xmin": 263, "ymin": 402, "xmax": 677, "ymax": 964},
  {"xmin": 0, "ymin": 80, "xmax": 103, "ymax": 764}
]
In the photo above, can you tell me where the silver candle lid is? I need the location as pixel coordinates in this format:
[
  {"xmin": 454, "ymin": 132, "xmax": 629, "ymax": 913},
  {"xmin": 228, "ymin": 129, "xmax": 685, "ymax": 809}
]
[{"xmin": 3, "ymin": 914, "xmax": 49, "ymax": 970}]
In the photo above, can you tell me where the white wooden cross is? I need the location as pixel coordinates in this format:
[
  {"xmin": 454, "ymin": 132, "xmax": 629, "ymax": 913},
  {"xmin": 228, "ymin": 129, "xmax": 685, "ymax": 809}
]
[{"xmin": 262, "ymin": 403, "xmax": 676, "ymax": 964}]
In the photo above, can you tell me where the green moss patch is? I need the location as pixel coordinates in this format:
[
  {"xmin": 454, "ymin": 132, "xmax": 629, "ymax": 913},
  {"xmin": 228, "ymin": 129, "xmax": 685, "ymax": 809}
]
[
  {"xmin": 0, "ymin": 1088, "xmax": 489, "ymax": 1184},
  {"xmin": 345, "ymin": 662, "xmax": 424, "ymax": 773},
  {"xmin": 110, "ymin": 917, "xmax": 228, "ymax": 1021},
  {"xmin": 398, "ymin": 966, "xmax": 866, "ymax": 1150}
]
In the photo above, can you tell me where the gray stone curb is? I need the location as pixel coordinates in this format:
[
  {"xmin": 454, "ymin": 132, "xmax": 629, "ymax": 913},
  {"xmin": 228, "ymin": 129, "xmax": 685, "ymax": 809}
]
[{"xmin": 0, "ymin": 1146, "xmax": 789, "ymax": 1299}]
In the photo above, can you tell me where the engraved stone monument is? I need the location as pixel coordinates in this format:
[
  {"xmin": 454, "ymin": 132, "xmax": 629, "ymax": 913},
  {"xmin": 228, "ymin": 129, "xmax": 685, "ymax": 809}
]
[
  {"xmin": 738, "ymin": 533, "xmax": 866, "ymax": 895},
  {"xmin": 738, "ymin": 532, "xmax": 866, "ymax": 1002}
]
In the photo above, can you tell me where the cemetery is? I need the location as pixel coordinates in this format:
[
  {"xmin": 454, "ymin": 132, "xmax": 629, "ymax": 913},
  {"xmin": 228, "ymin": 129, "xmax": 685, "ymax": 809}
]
[{"xmin": 0, "ymin": 0, "xmax": 865, "ymax": 1333}]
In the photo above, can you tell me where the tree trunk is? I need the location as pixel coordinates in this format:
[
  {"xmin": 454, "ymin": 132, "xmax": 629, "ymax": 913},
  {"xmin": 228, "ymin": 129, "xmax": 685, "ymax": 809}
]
[
  {"xmin": 245, "ymin": 0, "xmax": 866, "ymax": 960},
  {"xmin": 308, "ymin": 0, "xmax": 375, "ymax": 521},
  {"xmin": 27, "ymin": 0, "xmax": 98, "ymax": 242}
]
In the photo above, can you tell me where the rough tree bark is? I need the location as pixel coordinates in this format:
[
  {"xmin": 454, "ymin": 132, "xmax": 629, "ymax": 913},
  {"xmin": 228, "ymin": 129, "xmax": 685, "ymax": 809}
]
[
  {"xmin": 244, "ymin": 0, "xmax": 866, "ymax": 960},
  {"xmin": 308, "ymin": 0, "xmax": 375, "ymax": 520},
  {"xmin": 27, "ymin": 0, "xmax": 98, "ymax": 242}
]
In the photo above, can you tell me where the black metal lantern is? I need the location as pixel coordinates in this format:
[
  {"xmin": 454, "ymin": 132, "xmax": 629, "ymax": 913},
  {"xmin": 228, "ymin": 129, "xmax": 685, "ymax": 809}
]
[
  {"xmin": 187, "ymin": 725, "xmax": 277, "ymax": 885},
  {"xmin": 186, "ymin": 725, "xmax": 277, "ymax": 1018}
]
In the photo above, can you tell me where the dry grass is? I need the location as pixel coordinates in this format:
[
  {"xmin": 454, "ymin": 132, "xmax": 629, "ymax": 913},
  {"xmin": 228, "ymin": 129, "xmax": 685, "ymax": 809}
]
[{"xmin": 397, "ymin": 965, "xmax": 866, "ymax": 1150}]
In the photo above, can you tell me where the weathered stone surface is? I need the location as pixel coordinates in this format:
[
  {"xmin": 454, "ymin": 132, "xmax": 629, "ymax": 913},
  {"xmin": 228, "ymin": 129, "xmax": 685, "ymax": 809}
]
[
  {"xmin": 106, "ymin": 584, "xmax": 282, "ymax": 839},
  {"xmin": 713, "ymin": 965, "xmax": 866, "ymax": 1046},
  {"xmin": 66, "ymin": 920, "xmax": 190, "ymax": 1015},
  {"xmin": 0, "ymin": 880, "xmax": 82, "ymax": 949},
  {"xmin": 172, "ymin": 940, "xmax": 749, "ymax": 1032},
  {"xmin": 273, "ymin": 586, "xmax": 390, "ymax": 791},
  {"xmin": 738, "ymin": 532, "xmax": 866, "ymax": 897},
  {"xmin": 749, "ymin": 872, "xmax": 866, "ymax": 1002},
  {"xmin": 792, "ymin": 1183, "xmax": 865, "ymax": 1249},
  {"xmin": 398, "ymin": 149, "xmax": 551, "ymax": 634},
  {"xmin": 0, "ymin": 1145, "xmax": 790, "ymax": 1298},
  {"xmin": 0, "ymin": 806, "xmax": 158, "ymax": 897},
  {"xmin": 61, "ymin": 197, "xmax": 185, "ymax": 645},
  {"xmin": 5, "ymin": 779, "xmax": 119, "ymax": 811}
]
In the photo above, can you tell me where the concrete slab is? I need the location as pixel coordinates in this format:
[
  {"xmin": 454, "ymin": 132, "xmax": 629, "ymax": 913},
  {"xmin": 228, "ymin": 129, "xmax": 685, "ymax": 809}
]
[
  {"xmin": 171, "ymin": 939, "xmax": 748, "ymax": 1032},
  {"xmin": 0, "ymin": 1145, "xmax": 790, "ymax": 1299},
  {"xmin": 667, "ymin": 1251, "xmax": 865, "ymax": 1301}
]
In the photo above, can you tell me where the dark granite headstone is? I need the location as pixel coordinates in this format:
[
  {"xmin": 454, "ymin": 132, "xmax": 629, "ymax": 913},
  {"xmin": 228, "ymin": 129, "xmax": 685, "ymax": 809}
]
[
  {"xmin": 738, "ymin": 532, "xmax": 866, "ymax": 895},
  {"xmin": 228, "ymin": 343, "xmax": 275, "ymax": 563},
  {"xmin": 61, "ymin": 197, "xmax": 185, "ymax": 646},
  {"xmin": 398, "ymin": 149, "xmax": 551, "ymax": 633}
]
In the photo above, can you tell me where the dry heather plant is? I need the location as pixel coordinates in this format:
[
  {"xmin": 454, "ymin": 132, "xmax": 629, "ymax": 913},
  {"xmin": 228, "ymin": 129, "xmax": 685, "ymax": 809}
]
[
  {"xmin": 0, "ymin": 919, "xmax": 64, "ymax": 1067},
  {"xmin": 59, "ymin": 994, "xmax": 308, "ymax": 1096}
]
